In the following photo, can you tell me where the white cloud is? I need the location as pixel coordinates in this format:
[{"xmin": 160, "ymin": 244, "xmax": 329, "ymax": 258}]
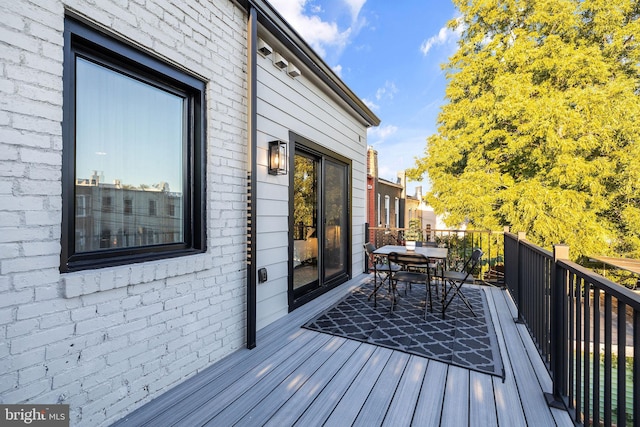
[
  {"xmin": 310, "ymin": 4, "xmax": 323, "ymax": 13},
  {"xmin": 268, "ymin": 0, "xmax": 366, "ymax": 60},
  {"xmin": 332, "ymin": 64, "xmax": 343, "ymax": 77},
  {"xmin": 345, "ymin": 0, "xmax": 366, "ymax": 21},
  {"xmin": 344, "ymin": 0, "xmax": 368, "ymax": 33},
  {"xmin": 420, "ymin": 17, "xmax": 464, "ymax": 56},
  {"xmin": 375, "ymin": 81, "xmax": 398, "ymax": 101},
  {"xmin": 367, "ymin": 124, "xmax": 398, "ymax": 140}
]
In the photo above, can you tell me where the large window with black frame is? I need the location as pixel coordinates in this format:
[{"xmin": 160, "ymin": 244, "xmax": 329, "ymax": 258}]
[{"xmin": 61, "ymin": 17, "xmax": 205, "ymax": 272}]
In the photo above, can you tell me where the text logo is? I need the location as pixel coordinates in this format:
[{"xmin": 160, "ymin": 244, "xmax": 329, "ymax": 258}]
[{"xmin": 1, "ymin": 405, "xmax": 69, "ymax": 426}]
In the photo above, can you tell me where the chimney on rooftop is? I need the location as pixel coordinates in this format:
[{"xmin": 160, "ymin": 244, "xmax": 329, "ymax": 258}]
[{"xmin": 367, "ymin": 146, "xmax": 378, "ymax": 178}]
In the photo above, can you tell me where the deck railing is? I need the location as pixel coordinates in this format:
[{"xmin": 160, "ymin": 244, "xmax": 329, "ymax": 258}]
[
  {"xmin": 365, "ymin": 225, "xmax": 504, "ymax": 284},
  {"xmin": 504, "ymin": 231, "xmax": 639, "ymax": 426}
]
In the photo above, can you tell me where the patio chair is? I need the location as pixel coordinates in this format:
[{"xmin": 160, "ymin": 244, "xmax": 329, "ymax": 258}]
[
  {"xmin": 441, "ymin": 248, "xmax": 483, "ymax": 318},
  {"xmin": 363, "ymin": 243, "xmax": 401, "ymax": 307},
  {"xmin": 387, "ymin": 251, "xmax": 435, "ymax": 318},
  {"xmin": 404, "ymin": 246, "xmax": 441, "ymax": 294}
]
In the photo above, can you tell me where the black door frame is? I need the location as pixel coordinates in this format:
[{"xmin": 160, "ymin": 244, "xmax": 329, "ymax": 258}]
[{"xmin": 288, "ymin": 131, "xmax": 352, "ymax": 311}]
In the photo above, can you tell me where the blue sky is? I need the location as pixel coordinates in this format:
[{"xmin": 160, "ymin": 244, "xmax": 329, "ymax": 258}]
[{"xmin": 268, "ymin": 0, "xmax": 462, "ymax": 195}]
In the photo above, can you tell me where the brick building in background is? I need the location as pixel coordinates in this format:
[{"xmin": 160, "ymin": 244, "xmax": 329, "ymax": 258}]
[{"xmin": 365, "ymin": 147, "xmax": 437, "ymax": 245}]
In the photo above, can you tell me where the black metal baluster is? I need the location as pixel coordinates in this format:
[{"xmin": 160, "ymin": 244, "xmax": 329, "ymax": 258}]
[
  {"xmin": 617, "ymin": 301, "xmax": 626, "ymax": 426},
  {"xmin": 576, "ymin": 275, "xmax": 583, "ymax": 423},
  {"xmin": 634, "ymin": 309, "xmax": 639, "ymax": 427},
  {"xmin": 593, "ymin": 287, "xmax": 600, "ymax": 426},
  {"xmin": 584, "ymin": 280, "xmax": 591, "ymax": 425},
  {"xmin": 604, "ymin": 293, "xmax": 612, "ymax": 426},
  {"xmin": 569, "ymin": 274, "xmax": 575, "ymax": 413}
]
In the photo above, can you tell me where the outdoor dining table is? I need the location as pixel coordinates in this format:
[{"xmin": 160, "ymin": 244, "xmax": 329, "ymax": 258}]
[
  {"xmin": 371, "ymin": 245, "xmax": 449, "ymax": 309},
  {"xmin": 373, "ymin": 244, "xmax": 448, "ymax": 261}
]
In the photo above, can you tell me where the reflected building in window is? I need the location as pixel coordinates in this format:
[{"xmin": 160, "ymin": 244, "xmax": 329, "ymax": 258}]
[{"xmin": 75, "ymin": 171, "xmax": 183, "ymax": 252}]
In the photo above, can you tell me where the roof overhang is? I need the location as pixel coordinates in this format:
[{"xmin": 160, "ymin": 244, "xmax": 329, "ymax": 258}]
[
  {"xmin": 377, "ymin": 177, "xmax": 403, "ymax": 189},
  {"xmin": 233, "ymin": 0, "xmax": 380, "ymax": 128}
]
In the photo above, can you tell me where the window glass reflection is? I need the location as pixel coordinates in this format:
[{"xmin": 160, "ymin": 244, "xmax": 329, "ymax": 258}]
[{"xmin": 74, "ymin": 57, "xmax": 184, "ymax": 252}]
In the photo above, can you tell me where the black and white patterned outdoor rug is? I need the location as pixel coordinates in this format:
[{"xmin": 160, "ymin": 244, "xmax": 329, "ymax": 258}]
[{"xmin": 303, "ymin": 279, "xmax": 504, "ymax": 378}]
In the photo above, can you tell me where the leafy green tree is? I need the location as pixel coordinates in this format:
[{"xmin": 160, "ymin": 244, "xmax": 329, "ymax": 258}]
[{"xmin": 409, "ymin": 0, "xmax": 640, "ymax": 259}]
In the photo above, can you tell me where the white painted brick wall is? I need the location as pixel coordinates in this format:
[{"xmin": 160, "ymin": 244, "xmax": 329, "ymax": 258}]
[{"xmin": 0, "ymin": 1, "xmax": 248, "ymax": 426}]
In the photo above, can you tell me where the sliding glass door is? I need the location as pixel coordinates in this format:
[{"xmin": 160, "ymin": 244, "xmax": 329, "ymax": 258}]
[
  {"xmin": 323, "ymin": 159, "xmax": 348, "ymax": 279},
  {"xmin": 292, "ymin": 152, "xmax": 319, "ymax": 293},
  {"xmin": 290, "ymin": 138, "xmax": 351, "ymax": 308}
]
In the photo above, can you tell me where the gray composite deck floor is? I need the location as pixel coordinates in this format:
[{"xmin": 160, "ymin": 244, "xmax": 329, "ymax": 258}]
[{"xmin": 112, "ymin": 273, "xmax": 574, "ymax": 426}]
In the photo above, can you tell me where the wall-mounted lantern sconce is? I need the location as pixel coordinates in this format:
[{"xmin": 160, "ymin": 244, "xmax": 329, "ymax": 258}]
[
  {"xmin": 257, "ymin": 39, "xmax": 272, "ymax": 56},
  {"xmin": 273, "ymin": 52, "xmax": 288, "ymax": 69},
  {"xmin": 268, "ymin": 140, "xmax": 287, "ymax": 175},
  {"xmin": 287, "ymin": 63, "xmax": 301, "ymax": 78}
]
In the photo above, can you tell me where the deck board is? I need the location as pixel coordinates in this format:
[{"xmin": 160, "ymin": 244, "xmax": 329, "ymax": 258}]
[
  {"xmin": 111, "ymin": 273, "xmax": 574, "ymax": 427},
  {"xmin": 470, "ymin": 370, "xmax": 498, "ymax": 426},
  {"xmin": 440, "ymin": 365, "xmax": 470, "ymax": 425},
  {"xmin": 485, "ymin": 285, "xmax": 528, "ymax": 427},
  {"xmin": 241, "ymin": 337, "xmax": 350, "ymax": 425},
  {"xmin": 352, "ymin": 351, "xmax": 410, "ymax": 426},
  {"xmin": 115, "ymin": 328, "xmax": 310, "ymax": 426},
  {"xmin": 410, "ymin": 360, "xmax": 447, "ymax": 426},
  {"xmin": 381, "ymin": 356, "xmax": 428, "ymax": 426},
  {"xmin": 260, "ymin": 338, "xmax": 361, "ymax": 427},
  {"xmin": 151, "ymin": 330, "xmax": 319, "ymax": 426},
  {"xmin": 323, "ymin": 346, "xmax": 393, "ymax": 426},
  {"xmin": 201, "ymin": 333, "xmax": 333, "ymax": 426},
  {"xmin": 492, "ymin": 289, "xmax": 558, "ymax": 426},
  {"xmin": 292, "ymin": 344, "xmax": 377, "ymax": 426}
]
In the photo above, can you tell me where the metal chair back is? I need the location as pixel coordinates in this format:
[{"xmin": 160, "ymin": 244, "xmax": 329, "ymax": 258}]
[
  {"xmin": 387, "ymin": 252, "xmax": 434, "ymax": 317},
  {"xmin": 441, "ymin": 248, "xmax": 483, "ymax": 318},
  {"xmin": 387, "ymin": 251, "xmax": 429, "ymax": 268}
]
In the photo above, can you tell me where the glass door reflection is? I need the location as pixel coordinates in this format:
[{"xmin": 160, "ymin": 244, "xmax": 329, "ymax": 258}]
[
  {"xmin": 293, "ymin": 153, "xmax": 319, "ymax": 292},
  {"xmin": 323, "ymin": 160, "xmax": 348, "ymax": 280}
]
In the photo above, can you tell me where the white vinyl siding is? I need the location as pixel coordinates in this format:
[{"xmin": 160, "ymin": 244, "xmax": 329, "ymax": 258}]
[{"xmin": 255, "ymin": 35, "xmax": 369, "ymax": 329}]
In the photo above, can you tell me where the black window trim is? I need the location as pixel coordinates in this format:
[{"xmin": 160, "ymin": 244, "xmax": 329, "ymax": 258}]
[{"xmin": 61, "ymin": 17, "xmax": 206, "ymax": 273}]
